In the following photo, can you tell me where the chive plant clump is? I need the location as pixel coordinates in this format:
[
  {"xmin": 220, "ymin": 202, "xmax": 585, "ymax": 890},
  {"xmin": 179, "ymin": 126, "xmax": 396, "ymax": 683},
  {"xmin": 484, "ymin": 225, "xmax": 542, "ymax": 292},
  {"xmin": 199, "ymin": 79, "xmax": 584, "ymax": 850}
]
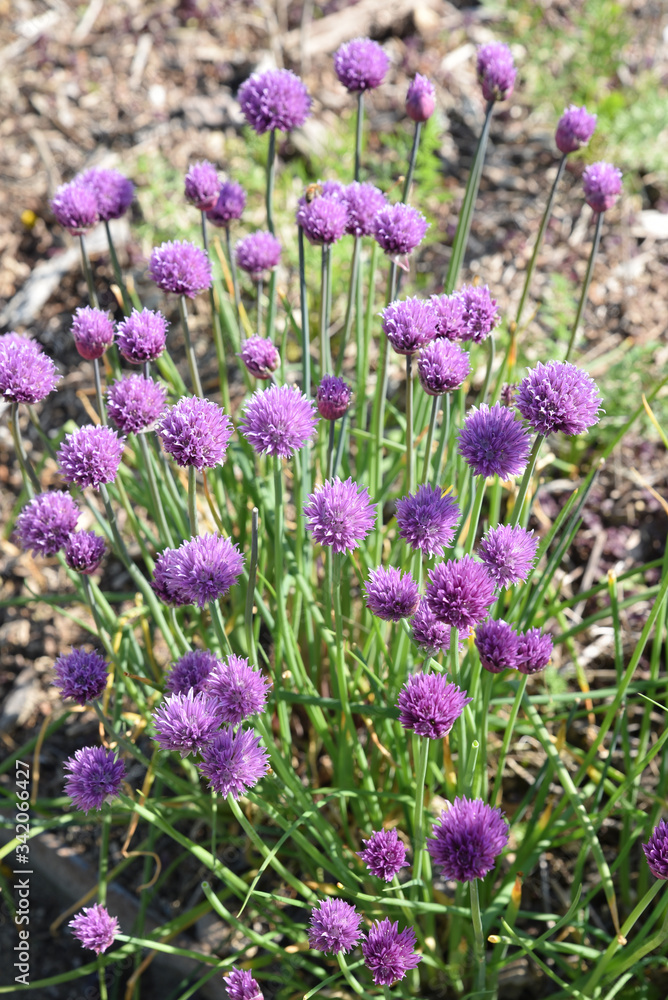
[{"xmin": 3, "ymin": 26, "xmax": 668, "ymax": 1000}]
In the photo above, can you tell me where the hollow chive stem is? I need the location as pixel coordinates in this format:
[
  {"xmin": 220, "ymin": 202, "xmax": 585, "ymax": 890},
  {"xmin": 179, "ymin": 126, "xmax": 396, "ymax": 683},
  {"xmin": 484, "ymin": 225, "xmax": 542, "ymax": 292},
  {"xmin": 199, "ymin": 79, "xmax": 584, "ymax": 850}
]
[
  {"xmin": 444, "ymin": 100, "xmax": 495, "ymax": 294},
  {"xmin": 412, "ymin": 735, "xmax": 430, "ymax": 888},
  {"xmin": 337, "ymin": 235, "xmax": 361, "ymax": 376},
  {"xmin": 354, "ymin": 91, "xmax": 364, "ymax": 182},
  {"xmin": 371, "ymin": 261, "xmax": 398, "ymax": 500},
  {"xmin": 422, "ymin": 395, "xmax": 441, "ymax": 484},
  {"xmin": 103, "ymin": 219, "xmax": 132, "ymax": 315},
  {"xmin": 93, "ymin": 358, "xmax": 107, "ymax": 425},
  {"xmin": 509, "ymin": 434, "xmax": 544, "ymax": 527},
  {"xmin": 209, "ymin": 598, "xmax": 233, "ymax": 657},
  {"xmin": 137, "ymin": 434, "xmax": 173, "ymax": 546},
  {"xmin": 245, "ymin": 507, "xmax": 259, "ymax": 665},
  {"xmin": 406, "ymin": 353, "xmax": 414, "ymax": 494},
  {"xmin": 491, "ymin": 674, "xmax": 528, "ymax": 807},
  {"xmin": 273, "ymin": 456, "xmax": 293, "ymax": 753},
  {"xmin": 514, "ymin": 154, "xmax": 567, "ymax": 334},
  {"xmin": 327, "ymin": 420, "xmax": 336, "ymax": 481},
  {"xmin": 565, "ymin": 210, "xmax": 604, "ymax": 362},
  {"xmin": 319, "ymin": 245, "xmax": 332, "ymax": 376},
  {"xmin": 256, "ymin": 278, "xmax": 263, "ymax": 338},
  {"xmin": 470, "ymin": 878, "xmax": 487, "ymax": 993},
  {"xmin": 478, "ymin": 334, "xmax": 495, "ymax": 406},
  {"xmin": 298, "ymin": 226, "xmax": 311, "ymax": 398},
  {"xmin": 79, "ymin": 234, "xmax": 99, "ymax": 308},
  {"xmin": 9, "ymin": 403, "xmax": 39, "ymax": 496},
  {"xmin": 178, "ymin": 294, "xmax": 203, "ymax": 397},
  {"xmin": 434, "ymin": 394, "xmax": 451, "ymax": 483},
  {"xmin": 202, "ymin": 211, "xmax": 231, "ymax": 414},
  {"xmin": 402, "ymin": 121, "xmax": 422, "ymax": 205},
  {"xmin": 465, "ymin": 475, "xmax": 486, "ymax": 555},
  {"xmin": 224, "ymin": 225, "xmax": 241, "ymax": 320},
  {"xmin": 188, "ymin": 465, "xmax": 198, "ymax": 537},
  {"xmin": 266, "ymin": 128, "xmax": 276, "ymax": 234}
]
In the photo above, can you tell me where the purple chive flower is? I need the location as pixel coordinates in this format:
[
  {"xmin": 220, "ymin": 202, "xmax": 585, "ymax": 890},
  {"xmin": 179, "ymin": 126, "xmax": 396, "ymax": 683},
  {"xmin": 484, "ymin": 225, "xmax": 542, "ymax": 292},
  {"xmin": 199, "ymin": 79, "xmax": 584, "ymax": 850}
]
[
  {"xmin": 69, "ymin": 904, "xmax": 119, "ymax": 955},
  {"xmin": 459, "ymin": 284, "xmax": 499, "ymax": 343},
  {"xmin": 64, "ymin": 746, "xmax": 125, "ymax": 813},
  {"xmin": 207, "ymin": 181, "xmax": 247, "ymax": 227},
  {"xmin": 372, "ymin": 203, "xmax": 429, "ymax": 265},
  {"xmin": 57, "ymin": 425, "xmax": 125, "ymax": 491},
  {"xmin": 516, "ymin": 361, "xmax": 602, "ymax": 437},
  {"xmin": 50, "ymin": 181, "xmax": 98, "ymax": 235},
  {"xmin": 224, "ymin": 967, "xmax": 264, "ymax": 1000},
  {"xmin": 396, "ymin": 484, "xmax": 460, "ymax": 558},
  {"xmin": 459, "ymin": 403, "xmax": 531, "ymax": 479},
  {"xmin": 205, "ymin": 654, "xmax": 271, "ymax": 725},
  {"xmin": 411, "ymin": 599, "xmax": 451, "ymax": 657},
  {"xmin": 53, "ymin": 648, "xmax": 108, "ymax": 705},
  {"xmin": 555, "ymin": 105, "xmax": 597, "ymax": 155},
  {"xmin": 304, "ymin": 476, "xmax": 376, "ymax": 553},
  {"xmin": 582, "ymin": 161, "xmax": 623, "ymax": 213},
  {"xmin": 316, "ymin": 375, "xmax": 352, "ymax": 420},
  {"xmin": 643, "ymin": 820, "xmax": 668, "ymax": 880},
  {"xmin": 417, "ymin": 339, "xmax": 471, "ymax": 396},
  {"xmin": 478, "ymin": 524, "xmax": 538, "ymax": 588},
  {"xmin": 1, "ymin": 331, "xmax": 35, "ymax": 349},
  {"xmin": 475, "ymin": 619, "xmax": 520, "ymax": 674},
  {"xmin": 431, "ymin": 293, "xmax": 466, "ymax": 342},
  {"xmin": 308, "ymin": 899, "xmax": 363, "ymax": 955},
  {"xmin": 167, "ymin": 649, "xmax": 221, "ymax": 696},
  {"xmin": 343, "ymin": 182, "xmax": 387, "ymax": 237},
  {"xmin": 516, "ymin": 628, "xmax": 553, "ymax": 675},
  {"xmin": 65, "ymin": 531, "xmax": 107, "ymax": 575},
  {"xmin": 364, "ymin": 566, "xmax": 420, "ymax": 621},
  {"xmin": 406, "ymin": 74, "xmax": 436, "ymax": 122},
  {"xmin": 107, "ymin": 375, "xmax": 167, "ymax": 435},
  {"xmin": 428, "ymin": 797, "xmax": 509, "ymax": 881},
  {"xmin": 334, "ymin": 37, "xmax": 389, "ymax": 92},
  {"xmin": 476, "ymin": 42, "xmax": 517, "ymax": 102},
  {"xmin": 240, "ymin": 384, "xmax": 318, "ymax": 459},
  {"xmin": 198, "ymin": 727, "xmax": 270, "ymax": 798},
  {"xmin": 152, "ymin": 533, "xmax": 244, "ymax": 608},
  {"xmin": 426, "ymin": 556, "xmax": 497, "ymax": 631},
  {"xmin": 397, "ymin": 672, "xmax": 472, "ymax": 739},
  {"xmin": 240, "ymin": 337, "xmax": 280, "ymax": 380},
  {"xmin": 358, "ymin": 828, "xmax": 409, "ymax": 882},
  {"xmin": 238, "ymin": 68, "xmax": 312, "ymax": 134},
  {"xmin": 235, "ymin": 231, "xmax": 282, "ymax": 278},
  {"xmin": 381, "ymin": 297, "xmax": 438, "ymax": 355},
  {"xmin": 15, "ymin": 491, "xmax": 79, "ymax": 556},
  {"xmin": 184, "ymin": 160, "xmax": 220, "ymax": 211},
  {"xmin": 296, "ymin": 194, "xmax": 348, "ymax": 247},
  {"xmin": 79, "ymin": 168, "xmax": 134, "ymax": 221},
  {"xmin": 152, "ymin": 690, "xmax": 221, "ymax": 757},
  {"xmin": 116, "ymin": 308, "xmax": 168, "ymax": 364},
  {"xmin": 148, "ymin": 240, "xmax": 212, "ymax": 298},
  {"xmin": 362, "ymin": 919, "xmax": 421, "ymax": 986},
  {"xmin": 70, "ymin": 307, "xmax": 115, "ymax": 361},
  {"xmin": 0, "ymin": 338, "xmax": 59, "ymax": 404},
  {"xmin": 158, "ymin": 396, "xmax": 232, "ymax": 470}
]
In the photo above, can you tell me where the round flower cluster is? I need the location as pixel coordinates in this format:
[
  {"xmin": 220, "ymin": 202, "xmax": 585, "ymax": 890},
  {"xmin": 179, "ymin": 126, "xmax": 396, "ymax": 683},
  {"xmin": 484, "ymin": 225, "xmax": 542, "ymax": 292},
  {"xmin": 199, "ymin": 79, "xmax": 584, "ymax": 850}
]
[
  {"xmin": 582, "ymin": 162, "xmax": 622, "ymax": 213},
  {"xmin": 78, "ymin": 168, "xmax": 134, "ymax": 221},
  {"xmin": 15, "ymin": 491, "xmax": 79, "ymax": 556},
  {"xmin": 116, "ymin": 308, "xmax": 168, "ymax": 364},
  {"xmin": 316, "ymin": 375, "xmax": 352, "ymax": 420},
  {"xmin": 166, "ymin": 649, "xmax": 221, "ymax": 696},
  {"xmin": 65, "ymin": 531, "xmax": 106, "ymax": 575},
  {"xmin": 158, "ymin": 396, "xmax": 232, "ymax": 470},
  {"xmin": 426, "ymin": 555, "xmax": 497, "ymax": 631},
  {"xmin": 198, "ymin": 727, "xmax": 270, "ymax": 798},
  {"xmin": 57, "ymin": 425, "xmax": 125, "ymax": 490},
  {"xmin": 358, "ymin": 828, "xmax": 409, "ymax": 882},
  {"xmin": 364, "ymin": 566, "xmax": 420, "ymax": 621},
  {"xmin": 152, "ymin": 690, "xmax": 221, "ymax": 757},
  {"xmin": 107, "ymin": 375, "xmax": 167, "ymax": 434},
  {"xmin": 54, "ymin": 648, "xmax": 108, "ymax": 705},
  {"xmin": 417, "ymin": 339, "xmax": 470, "ymax": 396},
  {"xmin": 381, "ymin": 297, "xmax": 438, "ymax": 355},
  {"xmin": 152, "ymin": 533, "xmax": 244, "ymax": 608},
  {"xmin": 555, "ymin": 105, "xmax": 597, "ymax": 155},
  {"xmin": 70, "ymin": 307, "xmax": 115, "ymax": 360},
  {"xmin": 458, "ymin": 403, "xmax": 530, "ymax": 480},
  {"xmin": 184, "ymin": 160, "xmax": 220, "ymax": 211},
  {"xmin": 205, "ymin": 654, "xmax": 271, "ymax": 725},
  {"xmin": 69, "ymin": 904, "xmax": 119, "ymax": 955},
  {"xmin": 148, "ymin": 240, "xmax": 212, "ymax": 298},
  {"xmin": 207, "ymin": 180, "xmax": 246, "ymax": 227},
  {"xmin": 51, "ymin": 181, "xmax": 98, "ymax": 235},
  {"xmin": 343, "ymin": 182, "xmax": 387, "ymax": 237},
  {"xmin": 238, "ymin": 68, "xmax": 311, "ymax": 134},
  {"xmin": 0, "ymin": 337, "xmax": 59, "ymax": 404},
  {"xmin": 475, "ymin": 619, "xmax": 553, "ymax": 674},
  {"xmin": 235, "ymin": 232, "xmax": 282, "ymax": 277},
  {"xmin": 476, "ymin": 42, "xmax": 516, "ymax": 102},
  {"xmin": 64, "ymin": 746, "xmax": 125, "ymax": 813},
  {"xmin": 516, "ymin": 361, "xmax": 602, "ymax": 437},
  {"xmin": 240, "ymin": 337, "xmax": 280, "ymax": 380},
  {"xmin": 304, "ymin": 477, "xmax": 376, "ymax": 553},
  {"xmin": 397, "ymin": 672, "xmax": 472, "ymax": 739},
  {"xmin": 296, "ymin": 193, "xmax": 348, "ymax": 247},
  {"xmin": 411, "ymin": 600, "xmax": 452, "ymax": 657},
  {"xmin": 240, "ymin": 384, "xmax": 318, "ymax": 459},
  {"xmin": 372, "ymin": 203, "xmax": 429, "ymax": 262},
  {"xmin": 406, "ymin": 74, "xmax": 435, "ymax": 123},
  {"xmin": 333, "ymin": 37, "xmax": 389, "ymax": 93},
  {"xmin": 395, "ymin": 485, "xmax": 460, "ymax": 558},
  {"xmin": 428, "ymin": 797, "xmax": 509, "ymax": 881}
]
